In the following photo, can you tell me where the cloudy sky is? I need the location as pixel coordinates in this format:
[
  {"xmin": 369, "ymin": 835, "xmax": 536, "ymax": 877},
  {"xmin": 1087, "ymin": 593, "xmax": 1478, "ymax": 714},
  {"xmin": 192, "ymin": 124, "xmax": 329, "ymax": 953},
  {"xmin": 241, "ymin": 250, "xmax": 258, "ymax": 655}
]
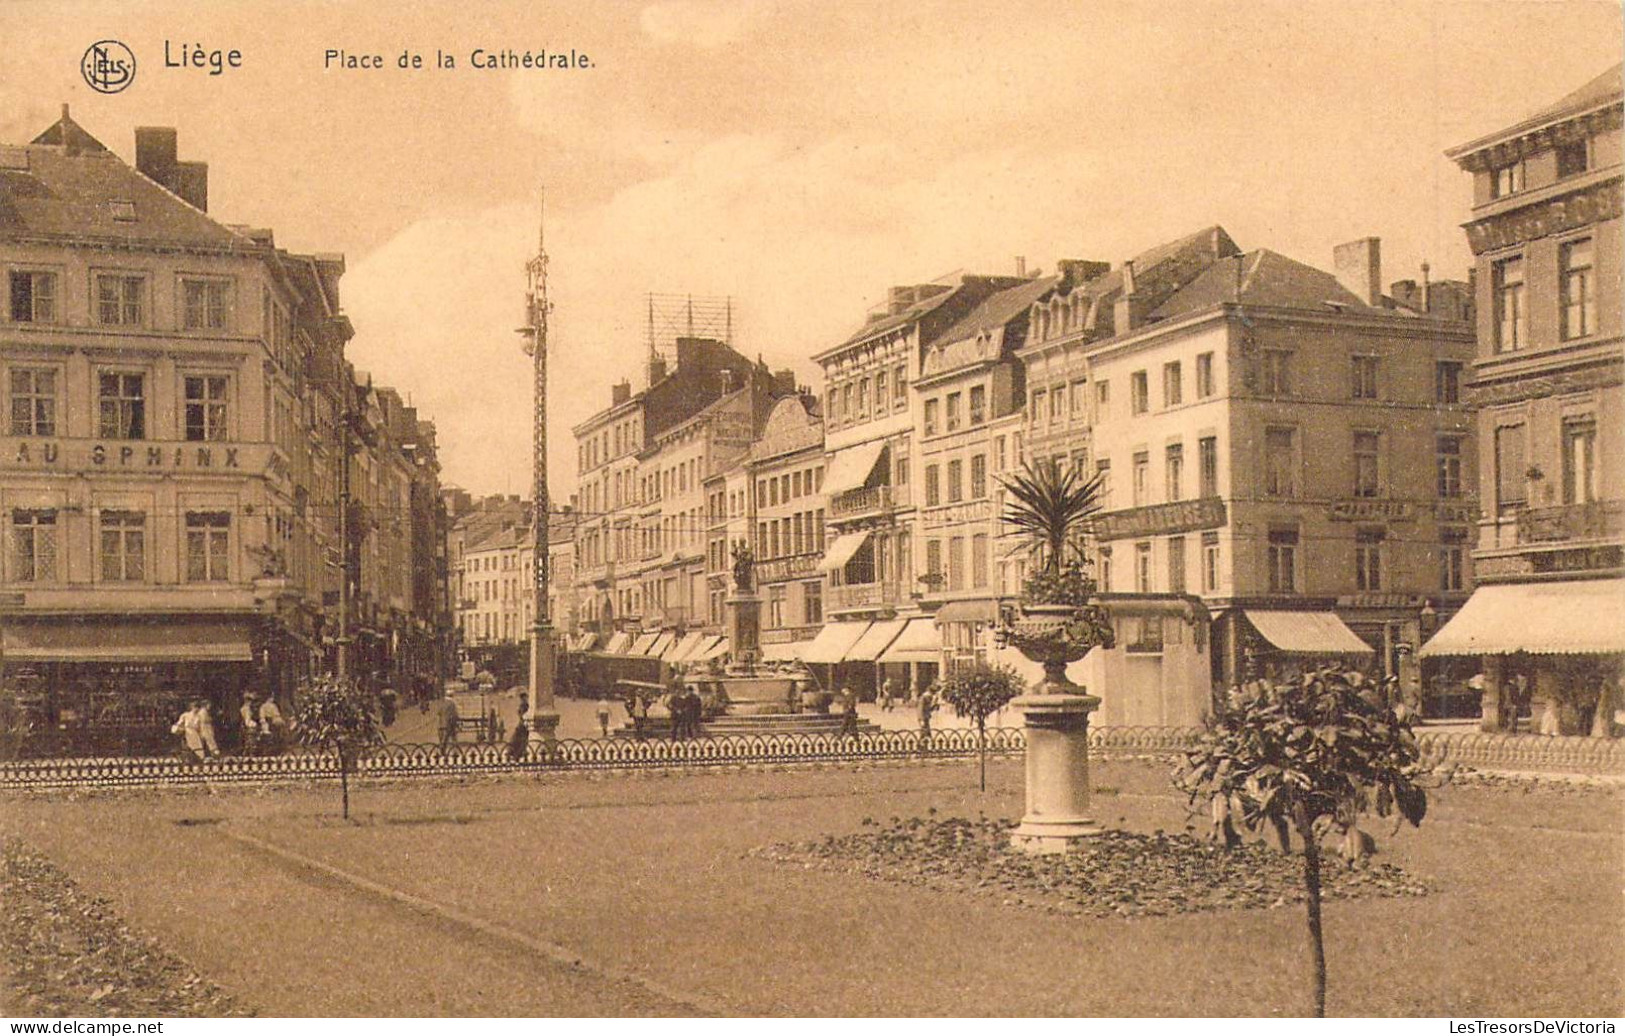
[{"xmin": 3, "ymin": 0, "xmax": 1620, "ymax": 498}]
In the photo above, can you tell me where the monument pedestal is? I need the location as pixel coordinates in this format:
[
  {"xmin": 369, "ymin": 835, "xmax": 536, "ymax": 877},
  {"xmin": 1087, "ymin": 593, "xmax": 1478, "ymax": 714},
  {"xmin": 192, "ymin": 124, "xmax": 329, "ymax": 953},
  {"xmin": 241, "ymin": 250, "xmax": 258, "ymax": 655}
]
[
  {"xmin": 527, "ymin": 622, "xmax": 559, "ymax": 748},
  {"xmin": 1010, "ymin": 692, "xmax": 1102, "ymax": 853}
]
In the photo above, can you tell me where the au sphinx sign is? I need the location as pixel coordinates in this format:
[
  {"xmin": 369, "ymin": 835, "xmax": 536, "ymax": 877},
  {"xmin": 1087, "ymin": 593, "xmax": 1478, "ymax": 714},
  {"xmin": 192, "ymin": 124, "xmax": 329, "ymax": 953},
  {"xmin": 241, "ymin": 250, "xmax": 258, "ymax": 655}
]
[{"xmin": 3, "ymin": 438, "xmax": 270, "ymax": 475}]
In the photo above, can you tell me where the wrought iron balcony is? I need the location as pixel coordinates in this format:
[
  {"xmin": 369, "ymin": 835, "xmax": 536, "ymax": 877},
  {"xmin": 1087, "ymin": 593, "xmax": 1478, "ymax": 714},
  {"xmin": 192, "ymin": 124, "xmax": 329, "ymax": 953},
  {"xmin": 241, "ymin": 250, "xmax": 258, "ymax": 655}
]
[
  {"xmin": 1515, "ymin": 500, "xmax": 1624, "ymax": 545},
  {"xmin": 830, "ymin": 484, "xmax": 907, "ymax": 519}
]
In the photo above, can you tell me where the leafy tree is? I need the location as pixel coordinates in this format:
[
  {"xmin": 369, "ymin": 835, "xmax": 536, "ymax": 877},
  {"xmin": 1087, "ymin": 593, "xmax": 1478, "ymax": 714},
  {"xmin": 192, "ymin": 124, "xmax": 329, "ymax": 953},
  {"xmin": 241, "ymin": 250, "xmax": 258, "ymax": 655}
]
[
  {"xmin": 1174, "ymin": 667, "xmax": 1428, "ymax": 1017},
  {"xmin": 939, "ymin": 662, "xmax": 1025, "ymax": 791},
  {"xmin": 295, "ymin": 676, "xmax": 385, "ymax": 820},
  {"xmin": 999, "ymin": 460, "xmax": 1106, "ymax": 577}
]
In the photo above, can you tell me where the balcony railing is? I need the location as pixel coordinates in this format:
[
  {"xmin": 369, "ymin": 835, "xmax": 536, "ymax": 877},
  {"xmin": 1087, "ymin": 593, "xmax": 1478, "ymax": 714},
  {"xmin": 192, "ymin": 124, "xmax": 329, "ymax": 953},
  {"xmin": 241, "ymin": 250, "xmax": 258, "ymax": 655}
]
[
  {"xmin": 831, "ymin": 484, "xmax": 908, "ymax": 518},
  {"xmin": 1515, "ymin": 500, "xmax": 1624, "ymax": 545},
  {"xmin": 829, "ymin": 581, "xmax": 903, "ymax": 612}
]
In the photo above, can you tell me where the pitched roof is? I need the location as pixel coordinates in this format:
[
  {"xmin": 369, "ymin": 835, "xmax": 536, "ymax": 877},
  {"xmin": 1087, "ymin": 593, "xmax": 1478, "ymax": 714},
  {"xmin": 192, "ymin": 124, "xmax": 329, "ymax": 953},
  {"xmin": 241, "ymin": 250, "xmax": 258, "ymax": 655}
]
[
  {"xmin": 932, "ymin": 275, "xmax": 1058, "ymax": 348},
  {"xmin": 833, "ymin": 283, "xmax": 958, "ymax": 348},
  {"xmin": 2, "ymin": 114, "xmax": 252, "ymax": 252},
  {"xmin": 1448, "ymin": 63, "xmax": 1623, "ymax": 160},
  {"xmin": 1151, "ymin": 248, "xmax": 1404, "ymax": 320}
]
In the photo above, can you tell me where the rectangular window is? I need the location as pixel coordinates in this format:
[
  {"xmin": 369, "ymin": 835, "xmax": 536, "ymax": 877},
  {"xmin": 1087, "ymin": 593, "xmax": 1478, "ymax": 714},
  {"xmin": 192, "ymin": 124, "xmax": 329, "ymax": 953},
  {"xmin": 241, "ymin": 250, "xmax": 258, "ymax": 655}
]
[
  {"xmin": 1267, "ymin": 528, "xmax": 1298, "ymax": 593},
  {"xmin": 1135, "ymin": 541, "xmax": 1152, "ymax": 592},
  {"xmin": 1436, "ymin": 436, "xmax": 1463, "ymax": 499},
  {"xmin": 182, "ymin": 279, "xmax": 229, "ymax": 331},
  {"xmin": 95, "ymin": 273, "xmax": 144, "ymax": 326},
  {"xmin": 925, "ymin": 464, "xmax": 941, "ymax": 507},
  {"xmin": 99, "ymin": 510, "xmax": 146, "ymax": 582},
  {"xmin": 1070, "ymin": 380, "xmax": 1089, "ymax": 416},
  {"xmin": 1353, "ymin": 431, "xmax": 1380, "ymax": 498},
  {"xmin": 1095, "ymin": 459, "xmax": 1112, "ymax": 509},
  {"xmin": 841, "ymin": 383, "xmax": 853, "ymax": 423},
  {"xmin": 945, "ymin": 392, "xmax": 962, "ymax": 432},
  {"xmin": 1563, "ymin": 418, "xmax": 1597, "ymax": 506},
  {"xmin": 1561, "ymin": 238, "xmax": 1596, "ymax": 341},
  {"xmin": 1165, "ymin": 443, "xmax": 1184, "ymax": 502},
  {"xmin": 992, "ymin": 435, "xmax": 1006, "ymax": 472},
  {"xmin": 185, "ymin": 512, "xmax": 231, "ymax": 582},
  {"xmin": 1261, "ymin": 350, "xmax": 1291, "ymax": 396},
  {"xmin": 804, "ymin": 580, "xmax": 823, "ymax": 624},
  {"xmin": 1163, "ymin": 361, "xmax": 1182, "ymax": 407},
  {"xmin": 1098, "ymin": 546, "xmax": 1112, "ymax": 592},
  {"xmin": 856, "ymin": 377, "xmax": 870, "ymax": 420},
  {"xmin": 925, "ymin": 539, "xmax": 943, "ymax": 586},
  {"xmin": 9, "ymin": 271, "xmax": 56, "ymax": 323},
  {"xmin": 1095, "ymin": 380, "xmax": 1109, "ymax": 420},
  {"xmin": 1201, "ymin": 531, "xmax": 1220, "ymax": 593},
  {"xmin": 1132, "ymin": 451, "xmax": 1150, "ymax": 507},
  {"xmin": 1435, "ymin": 361, "xmax": 1463, "ymax": 404},
  {"xmin": 1355, "ymin": 528, "xmax": 1384, "ymax": 592},
  {"xmin": 1556, "ymin": 138, "xmax": 1592, "ymax": 179},
  {"xmin": 874, "ymin": 370, "xmax": 888, "ymax": 407},
  {"xmin": 971, "ymin": 534, "xmax": 989, "ymax": 589},
  {"xmin": 1130, "ymin": 371, "xmax": 1149, "ymax": 415},
  {"xmin": 1050, "ymin": 386, "xmax": 1064, "ymax": 421},
  {"xmin": 1492, "ymin": 160, "xmax": 1525, "ymax": 198},
  {"xmin": 968, "ymin": 385, "xmax": 986, "ymax": 426},
  {"xmin": 1264, "ymin": 427, "xmax": 1296, "ymax": 498},
  {"xmin": 970, "ymin": 454, "xmax": 987, "ymax": 499},
  {"xmin": 97, "ymin": 372, "xmax": 146, "ymax": 439},
  {"xmin": 184, "ymin": 375, "xmax": 229, "ymax": 442},
  {"xmin": 10, "ymin": 509, "xmax": 58, "ymax": 582},
  {"xmin": 894, "ymin": 364, "xmax": 908, "ymax": 404},
  {"xmin": 1167, "ymin": 535, "xmax": 1186, "ymax": 593},
  {"xmin": 1030, "ymin": 389, "xmax": 1046, "ymax": 424},
  {"xmin": 1440, "ymin": 528, "xmax": 1467, "ymax": 592},
  {"xmin": 1352, "ymin": 355, "xmax": 1379, "ymax": 400},
  {"xmin": 947, "ymin": 458, "xmax": 964, "ymax": 503},
  {"xmin": 1198, "ymin": 436, "xmax": 1218, "ymax": 498},
  {"xmin": 1495, "ymin": 424, "xmax": 1527, "ymax": 511},
  {"xmin": 924, "ymin": 398, "xmax": 940, "ymax": 436},
  {"xmin": 1195, "ymin": 352, "xmax": 1214, "ymax": 398},
  {"xmin": 768, "ymin": 585, "xmax": 786, "ymax": 628},
  {"xmin": 1493, "ymin": 257, "xmax": 1524, "ymax": 352},
  {"xmin": 9, "ymin": 368, "xmax": 56, "ymax": 437}
]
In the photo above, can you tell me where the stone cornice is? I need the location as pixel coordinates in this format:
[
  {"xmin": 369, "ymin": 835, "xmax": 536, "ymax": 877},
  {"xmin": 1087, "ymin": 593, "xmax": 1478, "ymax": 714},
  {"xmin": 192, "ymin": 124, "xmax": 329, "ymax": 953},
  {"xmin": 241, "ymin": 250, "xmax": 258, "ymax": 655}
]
[
  {"xmin": 1464, "ymin": 353, "xmax": 1623, "ymax": 405},
  {"xmin": 1463, "ymin": 174, "xmax": 1623, "ymax": 256},
  {"xmin": 1449, "ymin": 102, "xmax": 1621, "ymax": 172}
]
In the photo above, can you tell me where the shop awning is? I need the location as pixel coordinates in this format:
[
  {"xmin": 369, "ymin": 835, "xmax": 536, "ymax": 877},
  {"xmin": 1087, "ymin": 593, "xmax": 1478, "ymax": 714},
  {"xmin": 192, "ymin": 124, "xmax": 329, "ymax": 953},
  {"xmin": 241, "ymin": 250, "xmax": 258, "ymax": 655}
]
[
  {"xmin": 629, "ymin": 632, "xmax": 659, "ymax": 656},
  {"xmin": 846, "ymin": 619, "xmax": 906, "ymax": 662},
  {"xmin": 879, "ymin": 617, "xmax": 942, "ymax": 664},
  {"xmin": 665, "ymin": 631, "xmax": 708, "ymax": 664},
  {"xmin": 646, "ymin": 632, "xmax": 675, "ymax": 658},
  {"xmin": 1, "ymin": 620, "xmax": 254, "ymax": 663},
  {"xmin": 823, "ymin": 441, "xmax": 887, "ymax": 496},
  {"xmin": 695, "ymin": 636, "xmax": 731, "ymax": 661},
  {"xmin": 819, "ymin": 531, "xmax": 872, "ymax": 572},
  {"xmin": 1420, "ymin": 578, "xmax": 1625, "ymax": 657},
  {"xmin": 801, "ymin": 621, "xmax": 873, "ymax": 664},
  {"xmin": 1243, "ymin": 610, "xmax": 1375, "ymax": 656},
  {"xmin": 602, "ymin": 631, "xmax": 631, "ymax": 655},
  {"xmin": 759, "ymin": 641, "xmax": 808, "ymax": 662},
  {"xmin": 934, "ymin": 599, "xmax": 999, "ymax": 624}
]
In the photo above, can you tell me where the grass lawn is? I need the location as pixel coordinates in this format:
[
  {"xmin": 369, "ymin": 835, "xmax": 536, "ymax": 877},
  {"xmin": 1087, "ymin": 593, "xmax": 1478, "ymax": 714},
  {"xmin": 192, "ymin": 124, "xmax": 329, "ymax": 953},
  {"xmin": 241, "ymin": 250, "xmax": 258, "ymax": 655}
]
[{"xmin": 2, "ymin": 758, "xmax": 1620, "ymax": 1017}]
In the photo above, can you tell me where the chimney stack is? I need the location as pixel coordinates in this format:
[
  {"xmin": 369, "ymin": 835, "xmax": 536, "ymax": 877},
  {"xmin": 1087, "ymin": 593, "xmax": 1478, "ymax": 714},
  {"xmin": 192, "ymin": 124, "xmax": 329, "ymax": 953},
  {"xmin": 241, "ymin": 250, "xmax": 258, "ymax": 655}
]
[
  {"xmin": 611, "ymin": 379, "xmax": 632, "ymax": 405},
  {"xmin": 135, "ymin": 127, "xmax": 209, "ymax": 212},
  {"xmin": 1421, "ymin": 260, "xmax": 1431, "ymax": 314},
  {"xmin": 1015, "ymin": 256, "xmax": 1027, "ymax": 278},
  {"xmin": 1333, "ymin": 237, "xmax": 1382, "ymax": 307},
  {"xmin": 1114, "ymin": 260, "xmax": 1142, "ymax": 332},
  {"xmin": 1056, "ymin": 259, "xmax": 1110, "ymax": 290}
]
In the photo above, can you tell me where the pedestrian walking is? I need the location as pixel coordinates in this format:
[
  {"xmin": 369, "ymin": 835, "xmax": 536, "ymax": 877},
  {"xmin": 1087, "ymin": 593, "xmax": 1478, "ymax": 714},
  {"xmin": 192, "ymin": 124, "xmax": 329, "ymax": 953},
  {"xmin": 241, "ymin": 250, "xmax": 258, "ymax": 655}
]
[
  {"xmin": 507, "ymin": 716, "xmax": 530, "ymax": 762},
  {"xmin": 259, "ymin": 696, "xmax": 287, "ymax": 754},
  {"xmin": 379, "ymin": 686, "xmax": 398, "ymax": 727},
  {"xmin": 197, "ymin": 701, "xmax": 219, "ymax": 758},
  {"xmin": 879, "ymin": 678, "xmax": 895, "ymax": 713},
  {"xmin": 438, "ymin": 696, "xmax": 460, "ymax": 751},
  {"xmin": 597, "ymin": 698, "xmax": 613, "ymax": 738},
  {"xmin": 918, "ymin": 687, "xmax": 937, "ymax": 746},
  {"xmin": 172, "ymin": 700, "xmax": 217, "ymax": 763},
  {"xmin": 685, "ymin": 685, "xmax": 705, "ymax": 737},
  {"xmin": 239, "ymin": 693, "xmax": 261, "ymax": 756},
  {"xmin": 839, "ymin": 685, "xmax": 860, "ymax": 738}
]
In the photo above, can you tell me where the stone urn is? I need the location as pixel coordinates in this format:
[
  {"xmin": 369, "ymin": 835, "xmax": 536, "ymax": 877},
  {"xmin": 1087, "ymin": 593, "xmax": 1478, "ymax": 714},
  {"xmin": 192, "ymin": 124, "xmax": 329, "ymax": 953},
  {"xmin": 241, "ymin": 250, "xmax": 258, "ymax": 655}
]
[{"xmin": 998, "ymin": 597, "xmax": 1115, "ymax": 853}]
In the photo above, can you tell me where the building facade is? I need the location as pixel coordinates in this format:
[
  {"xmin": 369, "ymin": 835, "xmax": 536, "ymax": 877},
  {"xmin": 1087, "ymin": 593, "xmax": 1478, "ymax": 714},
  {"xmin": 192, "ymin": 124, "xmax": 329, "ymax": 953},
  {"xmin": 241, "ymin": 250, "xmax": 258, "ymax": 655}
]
[
  {"xmin": 1426, "ymin": 65, "xmax": 1624, "ymax": 734},
  {"xmin": 746, "ymin": 394, "xmax": 827, "ymax": 654}
]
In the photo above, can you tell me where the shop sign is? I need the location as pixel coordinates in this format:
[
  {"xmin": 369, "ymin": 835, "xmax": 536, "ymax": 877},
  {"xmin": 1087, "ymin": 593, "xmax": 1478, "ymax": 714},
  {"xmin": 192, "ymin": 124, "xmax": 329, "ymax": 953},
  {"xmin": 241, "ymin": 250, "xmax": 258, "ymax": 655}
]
[
  {"xmin": 1434, "ymin": 502, "xmax": 1476, "ymax": 524},
  {"xmin": 1094, "ymin": 497, "xmax": 1226, "ymax": 540},
  {"xmin": 3, "ymin": 438, "xmax": 262, "ymax": 473},
  {"xmin": 1328, "ymin": 500, "xmax": 1414, "ymax": 522},
  {"xmin": 1336, "ymin": 593, "xmax": 1418, "ymax": 610},
  {"xmin": 922, "ymin": 500, "xmax": 992, "ymax": 530}
]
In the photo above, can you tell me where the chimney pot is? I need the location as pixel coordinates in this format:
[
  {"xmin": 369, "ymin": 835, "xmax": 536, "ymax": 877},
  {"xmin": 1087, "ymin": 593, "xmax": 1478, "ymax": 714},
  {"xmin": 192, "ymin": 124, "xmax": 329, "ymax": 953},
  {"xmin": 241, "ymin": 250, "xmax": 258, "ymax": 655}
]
[{"xmin": 1015, "ymin": 256, "xmax": 1027, "ymax": 277}]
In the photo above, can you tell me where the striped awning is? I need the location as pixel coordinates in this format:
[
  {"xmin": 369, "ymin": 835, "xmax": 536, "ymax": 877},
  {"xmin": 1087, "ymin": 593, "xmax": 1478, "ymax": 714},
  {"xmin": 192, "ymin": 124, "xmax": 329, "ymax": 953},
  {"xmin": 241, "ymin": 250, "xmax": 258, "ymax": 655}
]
[
  {"xmin": 800, "ymin": 621, "xmax": 872, "ymax": 664},
  {"xmin": 846, "ymin": 619, "xmax": 907, "ymax": 662},
  {"xmin": 879, "ymin": 617, "xmax": 941, "ymax": 664},
  {"xmin": 665, "ymin": 631, "xmax": 709, "ymax": 664},
  {"xmin": 1421, "ymin": 579, "xmax": 1625, "ymax": 657},
  {"xmin": 602, "ymin": 631, "xmax": 632, "ymax": 655},
  {"xmin": 629, "ymin": 632, "xmax": 659, "ymax": 656},
  {"xmin": 819, "ymin": 531, "xmax": 872, "ymax": 573},
  {"xmin": 694, "ymin": 636, "xmax": 731, "ymax": 661},
  {"xmin": 1243, "ymin": 610, "xmax": 1375, "ymax": 656}
]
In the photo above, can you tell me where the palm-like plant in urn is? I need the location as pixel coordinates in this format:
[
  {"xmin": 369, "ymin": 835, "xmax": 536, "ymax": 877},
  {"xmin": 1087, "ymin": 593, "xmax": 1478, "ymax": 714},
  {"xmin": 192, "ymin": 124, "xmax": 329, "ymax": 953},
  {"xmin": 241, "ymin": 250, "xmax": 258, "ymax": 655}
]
[
  {"xmin": 996, "ymin": 460, "xmax": 1115, "ymax": 851},
  {"xmin": 996, "ymin": 461, "xmax": 1114, "ymax": 694}
]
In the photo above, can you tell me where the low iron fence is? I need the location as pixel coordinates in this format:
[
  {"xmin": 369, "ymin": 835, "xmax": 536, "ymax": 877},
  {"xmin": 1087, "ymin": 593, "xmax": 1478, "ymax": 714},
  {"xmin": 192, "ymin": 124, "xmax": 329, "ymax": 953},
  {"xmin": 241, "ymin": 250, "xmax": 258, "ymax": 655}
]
[{"xmin": 0, "ymin": 726, "xmax": 1619, "ymax": 791}]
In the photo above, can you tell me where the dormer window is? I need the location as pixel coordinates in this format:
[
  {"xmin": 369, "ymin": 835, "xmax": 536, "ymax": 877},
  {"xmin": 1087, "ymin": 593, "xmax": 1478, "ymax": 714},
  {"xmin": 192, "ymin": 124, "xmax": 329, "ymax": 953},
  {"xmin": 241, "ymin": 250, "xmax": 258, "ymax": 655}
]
[{"xmin": 109, "ymin": 200, "xmax": 136, "ymax": 222}]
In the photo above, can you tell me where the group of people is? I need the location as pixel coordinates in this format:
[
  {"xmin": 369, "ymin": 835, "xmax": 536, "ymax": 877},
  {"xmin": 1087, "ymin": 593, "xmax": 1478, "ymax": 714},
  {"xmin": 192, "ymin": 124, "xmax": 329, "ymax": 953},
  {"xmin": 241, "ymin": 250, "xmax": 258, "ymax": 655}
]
[
  {"xmin": 172, "ymin": 693, "xmax": 288, "ymax": 762},
  {"xmin": 664, "ymin": 679, "xmax": 706, "ymax": 740}
]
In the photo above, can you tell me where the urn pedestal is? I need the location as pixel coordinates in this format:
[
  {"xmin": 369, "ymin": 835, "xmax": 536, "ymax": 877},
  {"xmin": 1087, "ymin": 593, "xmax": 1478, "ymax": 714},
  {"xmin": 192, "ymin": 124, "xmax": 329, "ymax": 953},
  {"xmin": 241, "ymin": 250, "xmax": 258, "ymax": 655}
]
[{"xmin": 1010, "ymin": 692, "xmax": 1101, "ymax": 852}]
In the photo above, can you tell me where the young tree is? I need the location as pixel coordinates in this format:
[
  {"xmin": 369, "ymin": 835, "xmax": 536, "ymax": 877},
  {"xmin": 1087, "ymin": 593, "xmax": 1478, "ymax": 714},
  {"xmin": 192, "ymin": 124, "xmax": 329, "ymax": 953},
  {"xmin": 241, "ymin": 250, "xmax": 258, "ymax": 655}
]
[
  {"xmin": 939, "ymin": 662, "xmax": 1025, "ymax": 791},
  {"xmin": 295, "ymin": 676, "xmax": 385, "ymax": 820},
  {"xmin": 1174, "ymin": 667, "xmax": 1428, "ymax": 1017}
]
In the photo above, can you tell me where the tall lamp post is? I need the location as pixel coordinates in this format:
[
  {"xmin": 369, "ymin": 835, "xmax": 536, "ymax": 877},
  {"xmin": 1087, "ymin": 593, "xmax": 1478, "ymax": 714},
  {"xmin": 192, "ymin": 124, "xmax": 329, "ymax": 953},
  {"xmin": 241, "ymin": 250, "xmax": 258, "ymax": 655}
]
[{"xmin": 519, "ymin": 195, "xmax": 560, "ymax": 746}]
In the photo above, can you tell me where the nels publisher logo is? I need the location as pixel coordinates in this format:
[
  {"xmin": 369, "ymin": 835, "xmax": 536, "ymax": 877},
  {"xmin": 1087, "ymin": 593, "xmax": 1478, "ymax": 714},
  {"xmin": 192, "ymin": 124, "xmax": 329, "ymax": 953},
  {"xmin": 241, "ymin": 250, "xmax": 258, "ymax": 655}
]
[{"xmin": 81, "ymin": 40, "xmax": 136, "ymax": 94}]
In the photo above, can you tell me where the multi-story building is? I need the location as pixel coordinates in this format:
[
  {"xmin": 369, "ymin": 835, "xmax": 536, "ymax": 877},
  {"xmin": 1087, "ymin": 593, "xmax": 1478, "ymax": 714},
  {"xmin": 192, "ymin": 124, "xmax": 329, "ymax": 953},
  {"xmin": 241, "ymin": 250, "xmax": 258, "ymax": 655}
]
[
  {"xmin": 1, "ymin": 109, "xmax": 445, "ymax": 748},
  {"xmin": 573, "ymin": 336, "xmax": 793, "ymax": 634},
  {"xmin": 1426, "ymin": 65, "xmax": 1624, "ymax": 734},
  {"xmin": 1018, "ymin": 226, "xmax": 1477, "ymax": 690},
  {"xmin": 449, "ymin": 494, "xmax": 529, "ymax": 649},
  {"xmin": 915, "ymin": 275, "xmax": 1054, "ymax": 673},
  {"xmin": 702, "ymin": 457, "xmax": 753, "ymax": 631},
  {"xmin": 746, "ymin": 394, "xmax": 827, "ymax": 655}
]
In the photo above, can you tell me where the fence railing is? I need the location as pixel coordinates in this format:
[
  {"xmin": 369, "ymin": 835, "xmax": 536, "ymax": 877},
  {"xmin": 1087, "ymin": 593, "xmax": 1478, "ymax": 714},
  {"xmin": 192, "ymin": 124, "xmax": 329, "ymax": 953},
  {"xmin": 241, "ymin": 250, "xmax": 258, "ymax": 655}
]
[{"xmin": 0, "ymin": 726, "xmax": 1619, "ymax": 791}]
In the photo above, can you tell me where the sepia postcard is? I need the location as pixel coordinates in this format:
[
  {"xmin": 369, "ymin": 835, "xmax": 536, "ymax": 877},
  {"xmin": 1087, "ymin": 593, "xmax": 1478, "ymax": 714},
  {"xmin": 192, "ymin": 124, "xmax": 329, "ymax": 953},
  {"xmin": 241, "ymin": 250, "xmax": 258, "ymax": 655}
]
[{"xmin": 0, "ymin": 0, "xmax": 1622, "ymax": 1024}]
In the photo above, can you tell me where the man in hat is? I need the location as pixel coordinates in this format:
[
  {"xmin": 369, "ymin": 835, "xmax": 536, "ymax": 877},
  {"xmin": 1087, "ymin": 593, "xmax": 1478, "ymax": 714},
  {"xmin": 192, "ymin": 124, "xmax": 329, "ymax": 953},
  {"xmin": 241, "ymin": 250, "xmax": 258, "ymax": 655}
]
[{"xmin": 239, "ymin": 693, "xmax": 262, "ymax": 756}]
